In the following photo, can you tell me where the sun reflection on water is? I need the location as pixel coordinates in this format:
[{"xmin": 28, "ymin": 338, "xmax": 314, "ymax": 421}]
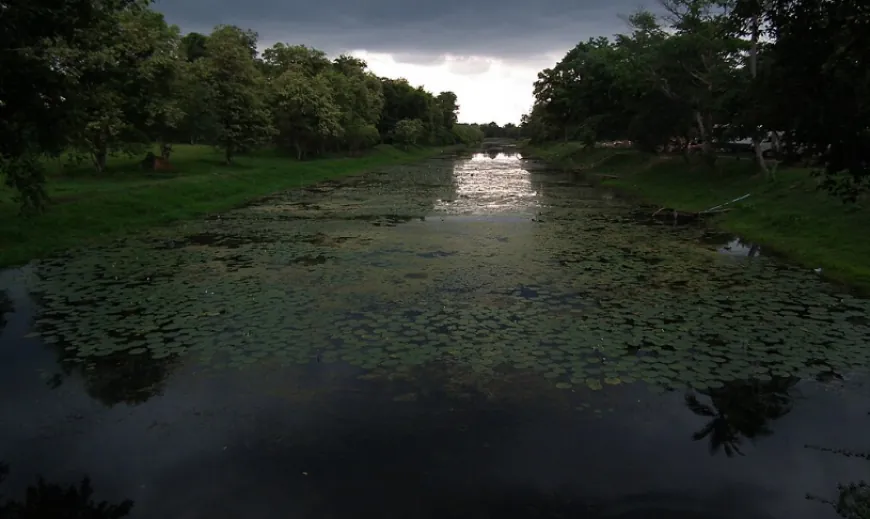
[{"xmin": 434, "ymin": 152, "xmax": 538, "ymax": 215}]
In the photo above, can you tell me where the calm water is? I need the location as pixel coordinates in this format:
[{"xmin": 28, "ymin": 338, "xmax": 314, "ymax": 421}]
[{"xmin": 1, "ymin": 151, "xmax": 869, "ymax": 518}]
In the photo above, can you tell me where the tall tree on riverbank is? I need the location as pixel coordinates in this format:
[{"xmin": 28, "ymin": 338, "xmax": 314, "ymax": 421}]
[
  {"xmin": 523, "ymin": 0, "xmax": 870, "ymax": 196},
  {"xmin": 67, "ymin": 6, "xmax": 184, "ymax": 172},
  {"xmin": 195, "ymin": 25, "xmax": 274, "ymax": 164},
  {"xmin": 0, "ymin": 0, "xmax": 478, "ymax": 212},
  {"xmin": 269, "ymin": 70, "xmax": 342, "ymax": 159},
  {"xmin": 0, "ymin": 0, "xmax": 145, "ymax": 211},
  {"xmin": 738, "ymin": 0, "xmax": 870, "ymax": 197}
]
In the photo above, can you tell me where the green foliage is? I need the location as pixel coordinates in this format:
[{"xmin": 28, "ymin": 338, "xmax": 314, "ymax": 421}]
[
  {"xmin": 525, "ymin": 4, "xmax": 738, "ymax": 155},
  {"xmin": 0, "ymin": 0, "xmax": 147, "ymax": 210},
  {"xmin": 180, "ymin": 32, "xmax": 208, "ymax": 61},
  {"xmin": 378, "ymin": 79, "xmax": 458, "ymax": 146},
  {"xmin": 452, "ymin": 124, "xmax": 486, "ymax": 145},
  {"xmin": 196, "ymin": 25, "xmax": 275, "ymax": 163},
  {"xmin": 0, "ymin": 0, "xmax": 464, "ymax": 212},
  {"xmin": 0, "ymin": 144, "xmax": 449, "ymax": 266},
  {"xmin": 66, "ymin": 6, "xmax": 185, "ymax": 171},
  {"xmin": 393, "ymin": 119, "xmax": 425, "ymax": 147},
  {"xmin": 269, "ymin": 71, "xmax": 341, "ymax": 159},
  {"xmin": 754, "ymin": 0, "xmax": 870, "ymax": 193},
  {"xmin": 523, "ymin": 0, "xmax": 870, "ymax": 195},
  {"xmin": 344, "ymin": 123, "xmax": 382, "ymax": 153},
  {"xmin": 0, "ymin": 153, "xmax": 47, "ymax": 214},
  {"xmin": 17, "ymin": 150, "xmax": 870, "ymax": 405},
  {"xmin": 476, "ymin": 122, "xmax": 521, "ymax": 140},
  {"xmin": 262, "ymin": 43, "xmax": 332, "ymax": 77},
  {"xmin": 529, "ymin": 143, "xmax": 870, "ymax": 290}
]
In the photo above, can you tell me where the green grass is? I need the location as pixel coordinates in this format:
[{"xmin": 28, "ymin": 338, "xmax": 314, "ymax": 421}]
[
  {"xmin": 525, "ymin": 142, "xmax": 870, "ymax": 291},
  {"xmin": 0, "ymin": 144, "xmax": 452, "ymax": 267}
]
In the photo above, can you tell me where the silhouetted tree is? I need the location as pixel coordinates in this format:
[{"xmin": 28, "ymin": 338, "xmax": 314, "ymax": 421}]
[
  {"xmin": 0, "ymin": 292, "xmax": 11, "ymax": 333},
  {"xmin": 685, "ymin": 376, "xmax": 797, "ymax": 457},
  {"xmin": 0, "ymin": 462, "xmax": 133, "ymax": 519}
]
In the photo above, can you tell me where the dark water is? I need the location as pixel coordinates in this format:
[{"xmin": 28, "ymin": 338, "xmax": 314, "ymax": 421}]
[{"xmin": 1, "ymin": 151, "xmax": 869, "ymax": 518}]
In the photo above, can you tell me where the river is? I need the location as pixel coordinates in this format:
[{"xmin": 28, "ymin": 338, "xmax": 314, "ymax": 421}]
[{"xmin": 1, "ymin": 150, "xmax": 869, "ymax": 518}]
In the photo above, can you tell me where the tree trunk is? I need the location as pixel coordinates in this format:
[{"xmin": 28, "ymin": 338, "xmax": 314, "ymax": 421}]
[
  {"xmin": 750, "ymin": 12, "xmax": 771, "ymax": 178},
  {"xmin": 225, "ymin": 145, "xmax": 233, "ymax": 165},
  {"xmin": 695, "ymin": 111, "xmax": 716, "ymax": 165},
  {"xmin": 92, "ymin": 144, "xmax": 107, "ymax": 173}
]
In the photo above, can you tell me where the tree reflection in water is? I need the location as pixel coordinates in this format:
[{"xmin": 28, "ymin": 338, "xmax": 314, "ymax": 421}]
[
  {"xmin": 0, "ymin": 291, "xmax": 12, "ymax": 334},
  {"xmin": 0, "ymin": 462, "xmax": 133, "ymax": 518},
  {"xmin": 48, "ymin": 348, "xmax": 179, "ymax": 407},
  {"xmin": 824, "ymin": 482, "xmax": 870, "ymax": 519},
  {"xmin": 805, "ymin": 435, "xmax": 870, "ymax": 518},
  {"xmin": 684, "ymin": 376, "xmax": 798, "ymax": 457}
]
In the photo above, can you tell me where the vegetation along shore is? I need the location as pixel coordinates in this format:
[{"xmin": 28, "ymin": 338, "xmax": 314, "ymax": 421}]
[
  {"xmin": 518, "ymin": 0, "xmax": 870, "ymax": 294},
  {"xmin": 523, "ymin": 142, "xmax": 870, "ymax": 292},
  {"xmin": 0, "ymin": 4, "xmax": 487, "ymax": 266}
]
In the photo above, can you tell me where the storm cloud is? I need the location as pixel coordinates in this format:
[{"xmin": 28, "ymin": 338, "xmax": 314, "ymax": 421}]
[{"xmin": 152, "ymin": 0, "xmax": 652, "ymax": 61}]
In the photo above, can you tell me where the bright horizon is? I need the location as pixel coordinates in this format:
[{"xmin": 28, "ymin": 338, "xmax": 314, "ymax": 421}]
[
  {"xmin": 346, "ymin": 51, "xmax": 552, "ymax": 126},
  {"xmin": 158, "ymin": 0, "xmax": 650, "ymax": 125},
  {"xmin": 248, "ymin": 44, "xmax": 563, "ymax": 126}
]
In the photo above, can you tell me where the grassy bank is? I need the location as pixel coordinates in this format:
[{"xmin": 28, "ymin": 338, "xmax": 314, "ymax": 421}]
[
  {"xmin": 524, "ymin": 142, "xmax": 870, "ymax": 291},
  {"xmin": 0, "ymin": 144, "xmax": 452, "ymax": 267}
]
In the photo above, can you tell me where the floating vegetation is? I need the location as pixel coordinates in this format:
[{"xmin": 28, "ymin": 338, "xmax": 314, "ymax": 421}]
[{"xmin": 19, "ymin": 157, "xmax": 870, "ymax": 398}]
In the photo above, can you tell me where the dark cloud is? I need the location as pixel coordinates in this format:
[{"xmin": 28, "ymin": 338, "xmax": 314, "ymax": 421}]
[{"xmin": 153, "ymin": 0, "xmax": 653, "ymax": 60}]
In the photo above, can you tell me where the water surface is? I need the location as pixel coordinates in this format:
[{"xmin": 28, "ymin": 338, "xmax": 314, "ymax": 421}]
[{"xmin": 1, "ymin": 151, "xmax": 869, "ymax": 518}]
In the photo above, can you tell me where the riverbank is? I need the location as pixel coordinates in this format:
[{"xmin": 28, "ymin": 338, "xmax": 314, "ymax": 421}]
[
  {"xmin": 523, "ymin": 142, "xmax": 870, "ymax": 291},
  {"xmin": 0, "ymin": 144, "xmax": 453, "ymax": 267}
]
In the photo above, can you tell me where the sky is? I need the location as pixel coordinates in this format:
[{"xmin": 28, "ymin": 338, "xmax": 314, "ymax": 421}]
[{"xmin": 152, "ymin": 0, "xmax": 652, "ymax": 125}]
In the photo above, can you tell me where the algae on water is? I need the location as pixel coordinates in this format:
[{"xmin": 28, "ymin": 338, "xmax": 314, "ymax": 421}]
[{"xmin": 24, "ymin": 156, "xmax": 870, "ymax": 396}]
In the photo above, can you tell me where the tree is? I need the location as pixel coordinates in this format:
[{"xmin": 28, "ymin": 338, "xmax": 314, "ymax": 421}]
[
  {"xmin": 435, "ymin": 91, "xmax": 459, "ymax": 144},
  {"xmin": 261, "ymin": 43, "xmax": 331, "ymax": 78},
  {"xmin": 737, "ymin": 0, "xmax": 870, "ymax": 196},
  {"xmin": 626, "ymin": 5, "xmax": 744, "ymax": 161},
  {"xmin": 684, "ymin": 376, "xmax": 796, "ymax": 457},
  {"xmin": 0, "ymin": 462, "xmax": 134, "ymax": 519},
  {"xmin": 123, "ymin": 9, "xmax": 187, "ymax": 160},
  {"xmin": 174, "ymin": 60, "xmax": 218, "ymax": 145},
  {"xmin": 269, "ymin": 70, "xmax": 341, "ymax": 159},
  {"xmin": 0, "ymin": 0, "xmax": 147, "ymax": 210},
  {"xmin": 393, "ymin": 119, "xmax": 425, "ymax": 147},
  {"xmin": 1, "ymin": 2, "xmax": 470, "ymax": 214},
  {"xmin": 324, "ymin": 58, "xmax": 385, "ymax": 153},
  {"xmin": 56, "ymin": 5, "xmax": 186, "ymax": 172},
  {"xmin": 180, "ymin": 32, "xmax": 208, "ymax": 62},
  {"xmin": 378, "ymin": 78, "xmax": 442, "ymax": 145},
  {"xmin": 452, "ymin": 124, "xmax": 485, "ymax": 145},
  {"xmin": 52, "ymin": 349, "xmax": 178, "ymax": 407},
  {"xmin": 196, "ymin": 25, "xmax": 274, "ymax": 164}
]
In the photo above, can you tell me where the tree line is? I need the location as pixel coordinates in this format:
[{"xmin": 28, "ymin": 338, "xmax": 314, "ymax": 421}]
[
  {"xmin": 0, "ymin": 0, "xmax": 485, "ymax": 212},
  {"xmin": 521, "ymin": 0, "xmax": 870, "ymax": 196},
  {"xmin": 474, "ymin": 122, "xmax": 522, "ymax": 140}
]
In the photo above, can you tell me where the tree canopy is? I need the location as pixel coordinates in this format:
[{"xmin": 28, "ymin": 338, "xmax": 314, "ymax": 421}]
[
  {"xmin": 0, "ymin": 0, "xmax": 481, "ymax": 212},
  {"xmin": 521, "ymin": 0, "xmax": 870, "ymax": 194}
]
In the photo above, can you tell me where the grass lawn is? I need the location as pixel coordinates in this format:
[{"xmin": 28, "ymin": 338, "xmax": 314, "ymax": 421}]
[
  {"xmin": 524, "ymin": 142, "xmax": 870, "ymax": 291},
  {"xmin": 0, "ymin": 144, "xmax": 450, "ymax": 267}
]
